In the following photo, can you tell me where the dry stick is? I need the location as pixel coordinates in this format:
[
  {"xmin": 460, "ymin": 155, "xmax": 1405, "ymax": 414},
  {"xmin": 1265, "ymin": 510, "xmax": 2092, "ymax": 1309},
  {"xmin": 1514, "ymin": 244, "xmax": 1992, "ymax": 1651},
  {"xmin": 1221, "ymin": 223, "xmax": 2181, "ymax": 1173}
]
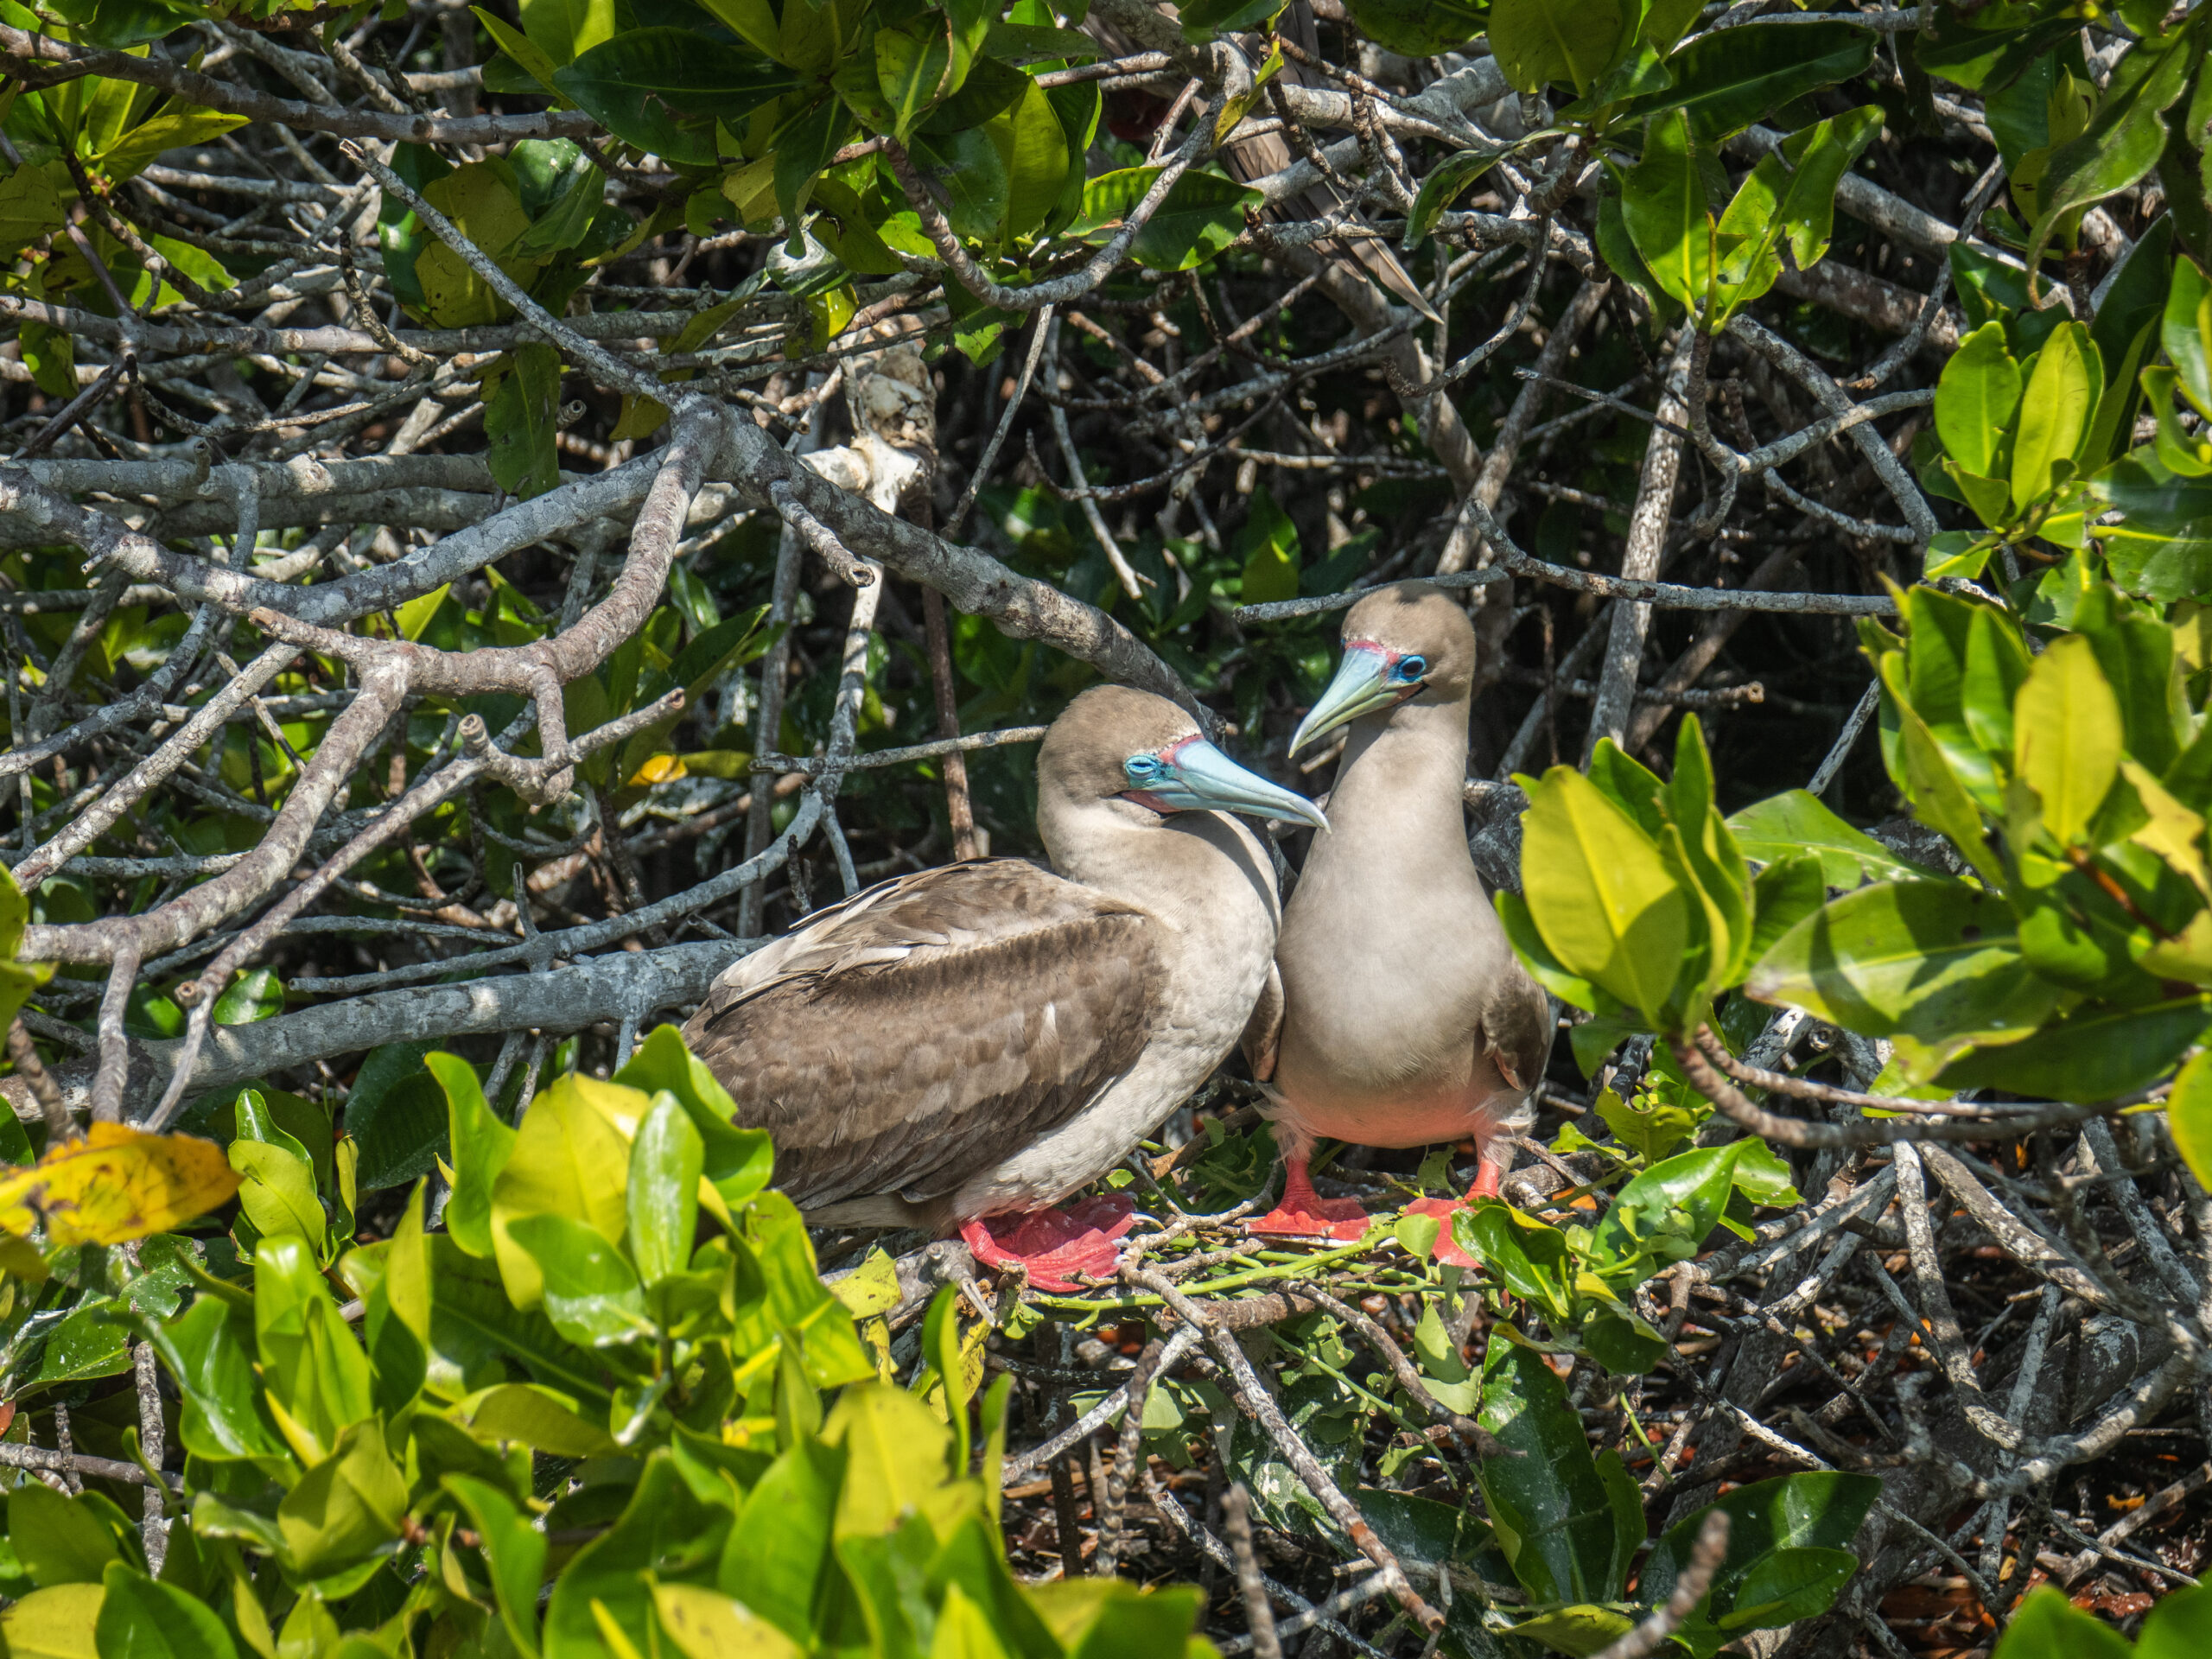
[
  {"xmin": 1143, "ymin": 1466, "xmax": 1392, "ymax": 1659},
  {"xmin": 1224, "ymin": 1486, "xmax": 1283, "ymax": 1659},
  {"xmin": 1046, "ymin": 316, "xmax": 1147, "ymax": 601},
  {"xmin": 1436, "ymin": 275, "xmax": 1610, "ymax": 577},
  {"xmin": 1893, "ymin": 1141, "xmax": 2012, "ymax": 1449},
  {"xmin": 1128, "ymin": 1265, "xmax": 1444, "ymax": 1634},
  {"xmin": 1671, "ymin": 1031, "xmax": 2113, "ymax": 1147},
  {"xmin": 943, "ymin": 305, "xmax": 1054, "ymax": 540},
  {"xmin": 922, "ymin": 588, "xmax": 980, "ymax": 861},
  {"xmin": 0, "ymin": 22, "xmax": 593, "ymax": 145},
  {"xmin": 133, "ymin": 1338, "xmax": 167, "ymax": 1572},
  {"xmin": 1001, "ymin": 1326, "xmax": 1205, "ymax": 1485},
  {"xmin": 5, "ymin": 1017, "xmax": 73, "ymax": 1144},
  {"xmin": 1808, "ymin": 679, "xmax": 1881, "ymax": 799},
  {"xmin": 1586, "ymin": 331, "xmax": 1693, "ymax": 763},
  {"xmin": 88, "ymin": 945, "xmax": 139, "ymax": 1125},
  {"xmin": 1589, "ymin": 1511, "xmax": 1731, "ymax": 1659},
  {"xmin": 0, "ymin": 1439, "xmax": 178, "ymax": 1491},
  {"xmin": 768, "ymin": 479, "xmax": 877, "ymax": 588}
]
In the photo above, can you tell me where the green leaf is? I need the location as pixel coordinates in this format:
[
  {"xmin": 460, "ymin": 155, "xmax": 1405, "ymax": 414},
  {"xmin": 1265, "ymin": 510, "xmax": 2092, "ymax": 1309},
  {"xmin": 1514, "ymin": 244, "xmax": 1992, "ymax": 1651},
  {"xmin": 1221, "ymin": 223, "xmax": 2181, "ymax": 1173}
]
[
  {"xmin": 2138, "ymin": 1583, "xmax": 2212, "ymax": 1659},
  {"xmin": 626, "ymin": 1092, "xmax": 703, "ymax": 1290},
  {"xmin": 2024, "ymin": 27, "xmax": 2197, "ymax": 287},
  {"xmin": 490, "ymin": 1072, "xmax": 637, "ymax": 1311},
  {"xmin": 229, "ymin": 1136, "xmax": 326, "ymax": 1255},
  {"xmin": 772, "ymin": 97, "xmax": 854, "ymax": 253},
  {"xmin": 427, "ymin": 1235, "xmax": 611, "ymax": 1408},
  {"xmin": 474, "ymin": 6, "xmax": 565, "ymax": 97},
  {"xmin": 211, "ymin": 967, "xmax": 283, "ymax": 1026},
  {"xmin": 459, "ymin": 1382, "xmax": 620, "ymax": 1457},
  {"xmin": 1519, "ymin": 764, "xmax": 1693, "ymax": 1024},
  {"xmin": 508, "ymin": 1212, "xmax": 654, "ymax": 1347},
  {"xmin": 996, "ymin": 79, "xmax": 1070, "ymax": 244},
  {"xmin": 1937, "ymin": 996, "xmax": 2212, "ymax": 1103},
  {"xmin": 1991, "ymin": 1586, "xmax": 2135, "ymax": 1659},
  {"xmin": 519, "ymin": 0, "xmax": 617, "ymax": 66},
  {"xmin": 876, "ymin": 22, "xmax": 951, "ymax": 140},
  {"xmin": 655, "ymin": 1585, "xmax": 806, "ymax": 1659},
  {"xmin": 484, "ymin": 341, "xmax": 563, "ymax": 500},
  {"xmin": 94, "ymin": 107, "xmax": 250, "ymax": 186},
  {"xmin": 717, "ymin": 1436, "xmax": 843, "ymax": 1645},
  {"xmin": 2010, "ymin": 322, "xmax": 2099, "ymax": 510},
  {"xmin": 1338, "ymin": 0, "xmax": 1484, "ymax": 55},
  {"xmin": 2014, "ymin": 632, "xmax": 2120, "ymax": 845},
  {"xmin": 0, "ymin": 1584, "xmax": 106, "ymax": 1659},
  {"xmin": 2169, "ymin": 1046, "xmax": 2212, "ymax": 1197},
  {"xmin": 910, "ymin": 126, "xmax": 1010, "ymax": 244},
  {"xmin": 1776, "ymin": 105, "xmax": 1885, "ymax": 270},
  {"xmin": 1488, "ymin": 0, "xmax": 1628, "ymax": 98},
  {"xmin": 2167, "ymin": 257, "xmax": 2212, "ymax": 423},
  {"xmin": 1720, "ymin": 1548, "xmax": 1858, "ymax": 1630},
  {"xmin": 1620, "ymin": 111, "xmax": 1709, "ymax": 315},
  {"xmin": 1747, "ymin": 880, "xmax": 2060, "ymax": 1044},
  {"xmin": 612, "ymin": 1026, "xmax": 773, "ymax": 1211},
  {"xmin": 8, "ymin": 1484, "xmax": 121, "ymax": 1587},
  {"xmin": 1628, "ymin": 22, "xmax": 1876, "ymax": 138},
  {"xmin": 427, "ymin": 1052, "xmax": 516, "ymax": 1259},
  {"xmin": 446, "ymin": 1474, "xmax": 549, "ymax": 1657},
  {"xmin": 543, "ymin": 1452, "xmax": 733, "ymax": 1657},
  {"xmin": 1453, "ymin": 1203, "xmax": 1575, "ymax": 1323},
  {"xmin": 1408, "ymin": 144, "xmax": 1511, "ymax": 245},
  {"xmin": 1643, "ymin": 1473, "xmax": 1879, "ymax": 1644},
  {"xmin": 1935, "ymin": 321, "xmax": 2021, "ymax": 480},
  {"xmin": 1477, "ymin": 1335, "xmax": 1639, "ymax": 1604},
  {"xmin": 150, "ymin": 1295, "xmax": 289, "ymax": 1468},
  {"xmin": 1587, "ymin": 1142, "xmax": 1744, "ymax": 1285},
  {"xmin": 1072, "ymin": 167, "xmax": 1261, "ymax": 272},
  {"xmin": 93, "ymin": 1563, "xmax": 238, "ymax": 1659},
  {"xmin": 344, "ymin": 1040, "xmax": 448, "ymax": 1193},
  {"xmin": 275, "ymin": 1420, "xmax": 410, "ymax": 1581},
  {"xmin": 553, "ymin": 30, "xmax": 795, "ymax": 168},
  {"xmin": 1238, "ymin": 489, "xmax": 1302, "ymax": 604}
]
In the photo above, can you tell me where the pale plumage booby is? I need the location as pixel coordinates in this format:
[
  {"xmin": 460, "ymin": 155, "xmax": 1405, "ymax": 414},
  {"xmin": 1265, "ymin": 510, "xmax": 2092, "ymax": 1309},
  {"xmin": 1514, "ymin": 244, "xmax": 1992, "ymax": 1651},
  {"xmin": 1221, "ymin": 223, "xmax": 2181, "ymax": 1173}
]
[
  {"xmin": 683, "ymin": 685, "xmax": 1325, "ymax": 1290},
  {"xmin": 1245, "ymin": 583, "xmax": 1551, "ymax": 1252}
]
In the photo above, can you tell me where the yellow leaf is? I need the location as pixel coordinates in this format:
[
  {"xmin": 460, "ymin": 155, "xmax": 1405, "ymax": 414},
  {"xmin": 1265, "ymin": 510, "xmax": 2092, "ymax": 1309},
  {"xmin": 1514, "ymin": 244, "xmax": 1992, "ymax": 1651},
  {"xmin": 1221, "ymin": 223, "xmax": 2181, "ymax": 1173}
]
[
  {"xmin": 652, "ymin": 1583, "xmax": 804, "ymax": 1658},
  {"xmin": 0, "ymin": 1582, "xmax": 104, "ymax": 1657},
  {"xmin": 0, "ymin": 1123, "xmax": 238, "ymax": 1247},
  {"xmin": 626, "ymin": 753, "xmax": 688, "ymax": 789}
]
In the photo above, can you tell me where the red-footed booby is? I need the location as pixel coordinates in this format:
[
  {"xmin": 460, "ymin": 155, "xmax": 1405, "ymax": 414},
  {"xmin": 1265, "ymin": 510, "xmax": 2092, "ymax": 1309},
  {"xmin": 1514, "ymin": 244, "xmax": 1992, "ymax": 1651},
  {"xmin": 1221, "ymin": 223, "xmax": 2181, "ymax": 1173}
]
[
  {"xmin": 1245, "ymin": 583, "xmax": 1551, "ymax": 1253},
  {"xmin": 683, "ymin": 684, "xmax": 1325, "ymax": 1291}
]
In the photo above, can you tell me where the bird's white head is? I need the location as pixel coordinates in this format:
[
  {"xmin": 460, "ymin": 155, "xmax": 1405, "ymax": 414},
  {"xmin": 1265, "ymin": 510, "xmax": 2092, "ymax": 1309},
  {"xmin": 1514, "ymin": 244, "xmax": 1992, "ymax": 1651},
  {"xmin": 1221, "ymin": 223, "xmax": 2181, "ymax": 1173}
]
[{"xmin": 1288, "ymin": 582, "xmax": 1477, "ymax": 757}]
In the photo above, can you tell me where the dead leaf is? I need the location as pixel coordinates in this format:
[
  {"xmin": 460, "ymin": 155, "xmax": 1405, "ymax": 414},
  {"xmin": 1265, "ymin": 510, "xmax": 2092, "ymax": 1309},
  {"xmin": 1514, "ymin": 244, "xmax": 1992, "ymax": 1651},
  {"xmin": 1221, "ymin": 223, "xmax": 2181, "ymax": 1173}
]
[{"xmin": 0, "ymin": 1123, "xmax": 239, "ymax": 1246}]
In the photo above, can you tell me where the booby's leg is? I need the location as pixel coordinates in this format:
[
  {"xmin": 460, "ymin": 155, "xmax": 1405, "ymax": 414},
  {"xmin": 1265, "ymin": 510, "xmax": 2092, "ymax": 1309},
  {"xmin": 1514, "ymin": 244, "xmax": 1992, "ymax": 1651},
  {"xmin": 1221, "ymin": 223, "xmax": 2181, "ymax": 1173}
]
[
  {"xmin": 1249, "ymin": 1154, "xmax": 1370, "ymax": 1239},
  {"xmin": 959, "ymin": 1195, "xmax": 1138, "ymax": 1294},
  {"xmin": 1400, "ymin": 1130, "xmax": 1514, "ymax": 1268}
]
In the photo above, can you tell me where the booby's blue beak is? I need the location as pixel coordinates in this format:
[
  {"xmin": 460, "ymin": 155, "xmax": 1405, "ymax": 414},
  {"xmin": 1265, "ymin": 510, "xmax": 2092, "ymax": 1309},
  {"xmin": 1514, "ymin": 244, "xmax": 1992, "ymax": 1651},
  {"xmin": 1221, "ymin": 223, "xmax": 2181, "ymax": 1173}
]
[
  {"xmin": 1123, "ymin": 738, "xmax": 1328, "ymax": 831},
  {"xmin": 1287, "ymin": 641, "xmax": 1423, "ymax": 757}
]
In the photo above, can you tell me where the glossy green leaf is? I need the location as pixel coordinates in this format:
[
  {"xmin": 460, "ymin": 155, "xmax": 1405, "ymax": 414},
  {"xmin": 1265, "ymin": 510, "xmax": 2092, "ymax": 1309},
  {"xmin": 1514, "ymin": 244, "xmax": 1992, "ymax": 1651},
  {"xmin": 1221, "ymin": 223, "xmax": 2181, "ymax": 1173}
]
[
  {"xmin": 275, "ymin": 1420, "xmax": 410, "ymax": 1581},
  {"xmin": 1938, "ymin": 996, "xmax": 2212, "ymax": 1103},
  {"xmin": 552, "ymin": 31, "xmax": 794, "ymax": 168},
  {"xmin": 2138, "ymin": 1582, "xmax": 2212, "ymax": 1659},
  {"xmin": 996, "ymin": 79, "xmax": 1070, "ymax": 244},
  {"xmin": 613, "ymin": 1026, "xmax": 773, "ymax": 1211},
  {"xmin": 0, "ymin": 1584, "xmax": 106, "ymax": 1659},
  {"xmin": 876, "ymin": 22, "xmax": 951, "ymax": 140},
  {"xmin": 1408, "ymin": 143, "xmax": 1512, "ymax": 244},
  {"xmin": 447, "ymin": 1474, "xmax": 549, "ymax": 1656},
  {"xmin": 1587, "ymin": 1143, "xmax": 1744, "ymax": 1285},
  {"xmin": 1642, "ymin": 1473, "xmax": 1878, "ymax": 1646},
  {"xmin": 2164, "ymin": 257, "xmax": 2212, "ymax": 422},
  {"xmin": 490, "ymin": 1072, "xmax": 637, "ymax": 1311},
  {"xmin": 1519, "ymin": 764, "xmax": 1693, "ymax": 1023},
  {"xmin": 1990, "ymin": 1586, "xmax": 2134, "ymax": 1659},
  {"xmin": 2169, "ymin": 1046, "xmax": 2212, "ymax": 1196},
  {"xmin": 1628, "ymin": 22, "xmax": 1875, "ymax": 138},
  {"xmin": 1488, "ymin": 0, "xmax": 1627, "ymax": 97},
  {"xmin": 1935, "ymin": 321, "xmax": 2021, "ymax": 480},
  {"xmin": 718, "ymin": 1436, "xmax": 844, "ymax": 1645},
  {"xmin": 253, "ymin": 1232, "xmax": 374, "ymax": 1465},
  {"xmin": 1748, "ymin": 880, "xmax": 2057, "ymax": 1043},
  {"xmin": 626, "ymin": 1091, "xmax": 702, "ymax": 1290},
  {"xmin": 1620, "ymin": 111, "xmax": 1709, "ymax": 314},
  {"xmin": 8, "ymin": 1484, "xmax": 122, "ymax": 1587},
  {"xmin": 94, "ymin": 1563, "xmax": 238, "ymax": 1659},
  {"xmin": 655, "ymin": 1584, "xmax": 805, "ymax": 1659},
  {"xmin": 508, "ymin": 1212, "xmax": 654, "ymax": 1347},
  {"xmin": 2014, "ymin": 633, "xmax": 2120, "ymax": 845},
  {"xmin": 1776, "ymin": 105, "xmax": 1885, "ymax": 270},
  {"xmin": 427, "ymin": 1051, "xmax": 515, "ymax": 1260},
  {"xmin": 211, "ymin": 968, "xmax": 283, "ymax": 1027},
  {"xmin": 344, "ymin": 1040, "xmax": 448, "ymax": 1193},
  {"xmin": 2024, "ymin": 28, "xmax": 2196, "ymax": 284},
  {"xmin": 1453, "ymin": 1202, "xmax": 1574, "ymax": 1323},
  {"xmin": 1477, "ymin": 1335, "xmax": 1638, "ymax": 1604},
  {"xmin": 484, "ymin": 341, "xmax": 563, "ymax": 500},
  {"xmin": 543, "ymin": 1452, "xmax": 731, "ymax": 1658},
  {"xmin": 1072, "ymin": 167, "xmax": 1261, "ymax": 272},
  {"xmin": 1724, "ymin": 791, "xmax": 1938, "ymax": 889},
  {"xmin": 2010, "ymin": 323, "xmax": 2099, "ymax": 510},
  {"xmin": 1338, "ymin": 0, "xmax": 1484, "ymax": 55}
]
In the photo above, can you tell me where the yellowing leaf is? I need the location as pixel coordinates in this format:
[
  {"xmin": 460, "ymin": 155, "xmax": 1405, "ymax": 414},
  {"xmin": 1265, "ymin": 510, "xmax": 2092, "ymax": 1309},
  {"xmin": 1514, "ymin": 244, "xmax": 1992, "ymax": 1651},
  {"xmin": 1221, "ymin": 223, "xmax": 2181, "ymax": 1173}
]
[
  {"xmin": 0, "ymin": 1582, "xmax": 105, "ymax": 1658},
  {"xmin": 626, "ymin": 753, "xmax": 688, "ymax": 788},
  {"xmin": 652, "ymin": 1583, "xmax": 805, "ymax": 1658},
  {"xmin": 0, "ymin": 1124, "xmax": 238, "ymax": 1247}
]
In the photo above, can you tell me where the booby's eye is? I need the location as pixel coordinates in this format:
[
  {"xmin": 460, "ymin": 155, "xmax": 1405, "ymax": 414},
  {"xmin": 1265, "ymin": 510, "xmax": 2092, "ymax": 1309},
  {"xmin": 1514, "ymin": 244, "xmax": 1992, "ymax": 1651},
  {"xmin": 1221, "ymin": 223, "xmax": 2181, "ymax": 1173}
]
[
  {"xmin": 1397, "ymin": 655, "xmax": 1427, "ymax": 681},
  {"xmin": 1123, "ymin": 753, "xmax": 1163, "ymax": 782}
]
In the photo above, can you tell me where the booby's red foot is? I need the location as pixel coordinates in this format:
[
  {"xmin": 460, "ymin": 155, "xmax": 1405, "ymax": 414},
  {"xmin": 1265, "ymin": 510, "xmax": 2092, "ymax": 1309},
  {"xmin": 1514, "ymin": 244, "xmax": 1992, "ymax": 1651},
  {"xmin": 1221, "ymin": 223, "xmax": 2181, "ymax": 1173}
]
[
  {"xmin": 1248, "ymin": 1156, "xmax": 1370, "ymax": 1241},
  {"xmin": 960, "ymin": 1196, "xmax": 1138, "ymax": 1294},
  {"xmin": 1402, "ymin": 1195, "xmax": 1479, "ymax": 1268}
]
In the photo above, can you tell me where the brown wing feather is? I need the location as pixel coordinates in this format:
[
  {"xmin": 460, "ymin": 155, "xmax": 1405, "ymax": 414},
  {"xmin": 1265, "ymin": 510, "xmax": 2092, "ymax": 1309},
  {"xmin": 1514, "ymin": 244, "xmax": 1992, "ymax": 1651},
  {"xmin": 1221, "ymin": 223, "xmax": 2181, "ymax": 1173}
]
[
  {"xmin": 1479, "ymin": 959, "xmax": 1554, "ymax": 1097},
  {"xmin": 681, "ymin": 860, "xmax": 1164, "ymax": 1211},
  {"xmin": 1240, "ymin": 958, "xmax": 1283, "ymax": 1084}
]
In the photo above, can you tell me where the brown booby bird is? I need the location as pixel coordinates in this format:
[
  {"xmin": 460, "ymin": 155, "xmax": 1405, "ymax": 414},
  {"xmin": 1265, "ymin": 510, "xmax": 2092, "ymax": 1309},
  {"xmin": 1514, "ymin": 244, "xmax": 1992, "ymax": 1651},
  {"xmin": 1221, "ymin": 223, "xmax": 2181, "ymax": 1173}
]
[
  {"xmin": 683, "ymin": 685, "xmax": 1325, "ymax": 1290},
  {"xmin": 1245, "ymin": 583, "xmax": 1550, "ymax": 1254}
]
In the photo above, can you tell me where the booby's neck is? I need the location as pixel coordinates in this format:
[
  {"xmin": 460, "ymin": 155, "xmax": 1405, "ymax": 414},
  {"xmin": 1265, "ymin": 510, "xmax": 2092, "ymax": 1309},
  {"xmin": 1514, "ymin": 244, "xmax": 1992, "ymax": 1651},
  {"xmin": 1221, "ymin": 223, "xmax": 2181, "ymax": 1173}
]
[
  {"xmin": 1312, "ymin": 695, "xmax": 1475, "ymax": 877},
  {"xmin": 1039, "ymin": 796, "xmax": 1281, "ymax": 940}
]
